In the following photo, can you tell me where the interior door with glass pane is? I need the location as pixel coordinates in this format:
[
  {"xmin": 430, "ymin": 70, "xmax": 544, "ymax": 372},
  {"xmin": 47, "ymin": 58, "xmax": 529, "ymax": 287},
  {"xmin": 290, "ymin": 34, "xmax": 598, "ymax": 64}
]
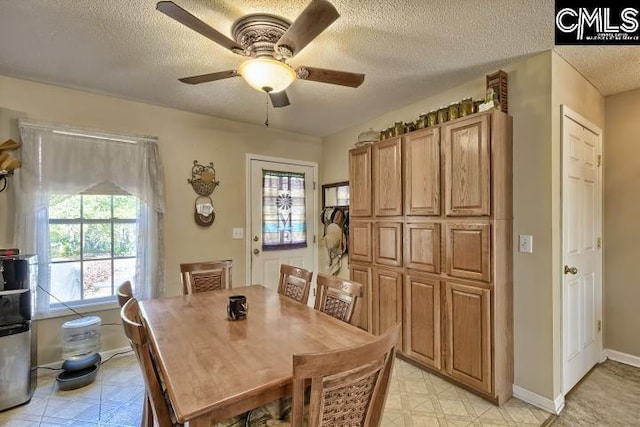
[{"xmin": 250, "ymin": 159, "xmax": 315, "ymax": 299}]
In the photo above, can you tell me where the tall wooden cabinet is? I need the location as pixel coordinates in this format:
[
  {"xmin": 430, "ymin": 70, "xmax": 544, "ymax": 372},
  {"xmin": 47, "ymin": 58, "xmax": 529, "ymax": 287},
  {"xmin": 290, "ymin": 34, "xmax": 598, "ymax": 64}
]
[{"xmin": 349, "ymin": 110, "xmax": 513, "ymax": 405}]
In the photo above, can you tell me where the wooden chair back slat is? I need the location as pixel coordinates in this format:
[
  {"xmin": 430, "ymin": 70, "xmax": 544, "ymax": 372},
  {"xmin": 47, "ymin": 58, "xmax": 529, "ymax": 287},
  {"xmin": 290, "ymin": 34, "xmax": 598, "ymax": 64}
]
[
  {"xmin": 314, "ymin": 273, "xmax": 364, "ymax": 325},
  {"xmin": 121, "ymin": 299, "xmax": 174, "ymax": 427},
  {"xmin": 278, "ymin": 264, "xmax": 313, "ymax": 304},
  {"xmin": 291, "ymin": 324, "xmax": 400, "ymax": 427},
  {"xmin": 180, "ymin": 259, "xmax": 233, "ymax": 294}
]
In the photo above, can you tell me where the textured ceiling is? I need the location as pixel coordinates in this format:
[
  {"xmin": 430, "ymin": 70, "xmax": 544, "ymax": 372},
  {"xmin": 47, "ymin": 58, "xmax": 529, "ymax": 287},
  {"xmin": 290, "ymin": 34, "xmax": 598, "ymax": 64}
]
[{"xmin": 0, "ymin": 0, "xmax": 637, "ymax": 137}]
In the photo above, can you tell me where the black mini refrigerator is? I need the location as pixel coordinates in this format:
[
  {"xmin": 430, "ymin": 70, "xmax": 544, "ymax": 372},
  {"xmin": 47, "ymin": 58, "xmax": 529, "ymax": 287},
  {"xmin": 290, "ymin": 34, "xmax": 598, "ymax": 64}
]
[{"xmin": 0, "ymin": 255, "xmax": 37, "ymax": 412}]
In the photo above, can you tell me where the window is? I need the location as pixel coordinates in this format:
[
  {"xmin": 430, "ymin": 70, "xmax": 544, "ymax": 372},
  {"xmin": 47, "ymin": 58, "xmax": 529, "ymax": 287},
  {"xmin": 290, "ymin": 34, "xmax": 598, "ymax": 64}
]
[
  {"xmin": 15, "ymin": 120, "xmax": 166, "ymax": 315},
  {"xmin": 262, "ymin": 170, "xmax": 307, "ymax": 250},
  {"xmin": 48, "ymin": 194, "xmax": 138, "ymax": 305}
]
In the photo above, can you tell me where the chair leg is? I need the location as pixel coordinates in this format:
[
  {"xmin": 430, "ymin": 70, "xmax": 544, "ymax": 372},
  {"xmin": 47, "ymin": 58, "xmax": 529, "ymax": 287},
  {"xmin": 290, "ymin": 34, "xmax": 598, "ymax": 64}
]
[{"xmin": 141, "ymin": 392, "xmax": 153, "ymax": 427}]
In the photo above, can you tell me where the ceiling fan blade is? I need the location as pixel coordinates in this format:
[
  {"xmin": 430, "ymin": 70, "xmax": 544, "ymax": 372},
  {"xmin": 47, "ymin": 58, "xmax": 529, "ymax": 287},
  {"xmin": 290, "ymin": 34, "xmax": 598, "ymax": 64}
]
[
  {"xmin": 178, "ymin": 70, "xmax": 238, "ymax": 85},
  {"xmin": 296, "ymin": 67, "xmax": 364, "ymax": 88},
  {"xmin": 156, "ymin": 1, "xmax": 243, "ymax": 54},
  {"xmin": 269, "ymin": 90, "xmax": 291, "ymax": 108},
  {"xmin": 275, "ymin": 0, "xmax": 339, "ymax": 57}
]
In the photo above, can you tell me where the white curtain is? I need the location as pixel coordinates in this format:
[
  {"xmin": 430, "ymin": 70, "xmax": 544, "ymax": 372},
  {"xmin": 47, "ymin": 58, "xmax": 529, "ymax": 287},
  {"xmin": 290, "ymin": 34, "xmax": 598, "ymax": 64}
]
[{"xmin": 15, "ymin": 120, "xmax": 166, "ymax": 313}]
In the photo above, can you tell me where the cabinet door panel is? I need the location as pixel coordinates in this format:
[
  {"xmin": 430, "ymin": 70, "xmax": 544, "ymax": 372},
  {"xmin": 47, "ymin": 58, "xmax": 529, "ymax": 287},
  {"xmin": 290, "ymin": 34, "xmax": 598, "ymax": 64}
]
[
  {"xmin": 404, "ymin": 129, "xmax": 440, "ymax": 215},
  {"xmin": 444, "ymin": 282, "xmax": 492, "ymax": 393},
  {"xmin": 445, "ymin": 223, "xmax": 491, "ymax": 282},
  {"xmin": 350, "ymin": 264, "xmax": 372, "ymax": 332},
  {"xmin": 373, "ymin": 268, "xmax": 403, "ymax": 348},
  {"xmin": 349, "ymin": 221, "xmax": 373, "ymax": 264},
  {"xmin": 443, "ymin": 114, "xmax": 490, "ymax": 216},
  {"xmin": 405, "ymin": 222, "xmax": 441, "ymax": 272},
  {"xmin": 374, "ymin": 138, "xmax": 403, "ymax": 216},
  {"xmin": 405, "ymin": 274, "xmax": 440, "ymax": 369},
  {"xmin": 374, "ymin": 222, "xmax": 403, "ymax": 267},
  {"xmin": 349, "ymin": 146, "xmax": 372, "ymax": 217}
]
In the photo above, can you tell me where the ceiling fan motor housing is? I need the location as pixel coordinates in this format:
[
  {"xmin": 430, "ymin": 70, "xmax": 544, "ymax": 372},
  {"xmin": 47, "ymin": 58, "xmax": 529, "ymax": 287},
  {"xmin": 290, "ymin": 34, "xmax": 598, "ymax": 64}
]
[{"xmin": 231, "ymin": 14, "xmax": 291, "ymax": 59}]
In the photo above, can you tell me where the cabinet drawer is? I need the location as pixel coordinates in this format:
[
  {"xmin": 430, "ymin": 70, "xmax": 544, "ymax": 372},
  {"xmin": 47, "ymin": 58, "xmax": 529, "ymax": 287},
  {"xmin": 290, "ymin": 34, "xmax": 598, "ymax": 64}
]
[
  {"xmin": 374, "ymin": 222, "xmax": 403, "ymax": 267},
  {"xmin": 405, "ymin": 222, "xmax": 441, "ymax": 273},
  {"xmin": 349, "ymin": 221, "xmax": 373, "ymax": 264},
  {"xmin": 445, "ymin": 223, "xmax": 491, "ymax": 282}
]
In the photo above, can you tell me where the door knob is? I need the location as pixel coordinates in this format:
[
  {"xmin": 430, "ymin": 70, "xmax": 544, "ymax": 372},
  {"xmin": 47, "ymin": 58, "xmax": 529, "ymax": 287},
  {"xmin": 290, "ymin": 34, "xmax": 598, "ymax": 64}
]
[
  {"xmin": 564, "ymin": 265, "xmax": 578, "ymax": 275},
  {"xmin": 253, "ymin": 248, "xmax": 260, "ymax": 255}
]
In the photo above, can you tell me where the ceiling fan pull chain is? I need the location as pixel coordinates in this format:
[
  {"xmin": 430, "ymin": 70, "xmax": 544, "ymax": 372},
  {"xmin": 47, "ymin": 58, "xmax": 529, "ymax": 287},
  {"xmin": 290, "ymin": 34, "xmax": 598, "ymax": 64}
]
[{"xmin": 264, "ymin": 93, "xmax": 270, "ymax": 127}]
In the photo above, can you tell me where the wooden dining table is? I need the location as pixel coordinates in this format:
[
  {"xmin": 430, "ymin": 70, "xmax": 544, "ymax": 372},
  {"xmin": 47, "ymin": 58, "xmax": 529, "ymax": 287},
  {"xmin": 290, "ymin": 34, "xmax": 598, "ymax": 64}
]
[{"xmin": 138, "ymin": 285, "xmax": 375, "ymax": 426}]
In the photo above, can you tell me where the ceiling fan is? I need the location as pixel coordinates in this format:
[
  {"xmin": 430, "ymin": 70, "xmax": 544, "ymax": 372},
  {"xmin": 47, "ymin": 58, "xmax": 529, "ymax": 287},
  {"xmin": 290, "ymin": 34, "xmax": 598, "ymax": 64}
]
[{"xmin": 156, "ymin": 0, "xmax": 365, "ymax": 108}]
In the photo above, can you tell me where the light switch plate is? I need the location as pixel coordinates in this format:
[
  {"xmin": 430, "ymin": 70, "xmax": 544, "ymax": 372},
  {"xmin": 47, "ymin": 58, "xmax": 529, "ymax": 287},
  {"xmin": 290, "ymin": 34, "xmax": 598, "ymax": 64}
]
[
  {"xmin": 232, "ymin": 228, "xmax": 244, "ymax": 239},
  {"xmin": 519, "ymin": 235, "xmax": 533, "ymax": 253}
]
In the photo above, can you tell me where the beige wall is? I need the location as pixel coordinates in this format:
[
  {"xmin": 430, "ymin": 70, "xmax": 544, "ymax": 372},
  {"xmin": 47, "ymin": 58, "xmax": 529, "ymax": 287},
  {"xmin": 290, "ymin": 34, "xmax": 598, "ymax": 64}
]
[
  {"xmin": 0, "ymin": 108, "xmax": 23, "ymax": 247},
  {"xmin": 603, "ymin": 88, "xmax": 640, "ymax": 358},
  {"xmin": 508, "ymin": 53, "xmax": 554, "ymax": 398},
  {"xmin": 0, "ymin": 75, "xmax": 322, "ymax": 364},
  {"xmin": 550, "ymin": 52, "xmax": 605, "ymax": 398},
  {"xmin": 320, "ymin": 52, "xmax": 565, "ymax": 399}
]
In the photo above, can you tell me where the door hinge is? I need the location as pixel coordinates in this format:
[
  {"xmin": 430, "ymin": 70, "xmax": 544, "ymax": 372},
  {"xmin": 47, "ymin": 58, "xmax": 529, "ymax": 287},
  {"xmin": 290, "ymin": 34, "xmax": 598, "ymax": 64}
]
[
  {"xmin": 313, "ymin": 235, "xmax": 316, "ymax": 244},
  {"xmin": 597, "ymin": 154, "xmax": 602, "ymax": 167},
  {"xmin": 597, "ymin": 320, "xmax": 602, "ymax": 332},
  {"xmin": 313, "ymin": 181, "xmax": 316, "ymax": 190},
  {"xmin": 597, "ymin": 237, "xmax": 601, "ymax": 249}
]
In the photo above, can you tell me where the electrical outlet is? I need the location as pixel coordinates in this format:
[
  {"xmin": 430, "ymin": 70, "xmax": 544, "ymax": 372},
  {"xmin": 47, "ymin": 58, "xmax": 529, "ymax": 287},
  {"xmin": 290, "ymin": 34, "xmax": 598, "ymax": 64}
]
[
  {"xmin": 519, "ymin": 235, "xmax": 533, "ymax": 253},
  {"xmin": 232, "ymin": 228, "xmax": 244, "ymax": 239}
]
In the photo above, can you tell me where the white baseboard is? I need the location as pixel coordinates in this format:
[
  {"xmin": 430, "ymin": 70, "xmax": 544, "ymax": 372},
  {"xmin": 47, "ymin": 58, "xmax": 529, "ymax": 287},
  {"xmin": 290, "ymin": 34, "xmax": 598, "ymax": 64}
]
[
  {"xmin": 512, "ymin": 384, "xmax": 565, "ymax": 415},
  {"xmin": 605, "ymin": 348, "xmax": 640, "ymax": 368},
  {"xmin": 512, "ymin": 350, "xmax": 639, "ymax": 417},
  {"xmin": 37, "ymin": 346, "xmax": 133, "ymax": 371}
]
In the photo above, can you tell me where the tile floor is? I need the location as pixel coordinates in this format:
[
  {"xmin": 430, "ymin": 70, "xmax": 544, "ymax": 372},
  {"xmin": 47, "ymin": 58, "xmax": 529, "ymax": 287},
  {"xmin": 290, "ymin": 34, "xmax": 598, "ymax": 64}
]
[{"xmin": 0, "ymin": 353, "xmax": 552, "ymax": 427}]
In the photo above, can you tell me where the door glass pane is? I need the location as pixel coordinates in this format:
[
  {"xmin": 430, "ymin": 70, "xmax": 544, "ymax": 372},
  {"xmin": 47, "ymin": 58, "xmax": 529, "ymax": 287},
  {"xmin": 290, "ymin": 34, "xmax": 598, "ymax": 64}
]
[{"xmin": 262, "ymin": 170, "xmax": 307, "ymax": 250}]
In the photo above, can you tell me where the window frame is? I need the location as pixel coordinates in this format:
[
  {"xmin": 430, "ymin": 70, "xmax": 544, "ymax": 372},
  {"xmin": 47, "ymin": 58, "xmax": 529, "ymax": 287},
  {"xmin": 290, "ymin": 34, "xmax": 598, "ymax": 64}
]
[{"xmin": 48, "ymin": 194, "xmax": 138, "ymax": 309}]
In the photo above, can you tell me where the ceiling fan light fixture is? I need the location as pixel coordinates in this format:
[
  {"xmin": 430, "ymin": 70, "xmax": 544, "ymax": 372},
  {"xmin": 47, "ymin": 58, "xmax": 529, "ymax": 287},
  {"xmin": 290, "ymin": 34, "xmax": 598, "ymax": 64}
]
[{"xmin": 238, "ymin": 58, "xmax": 296, "ymax": 93}]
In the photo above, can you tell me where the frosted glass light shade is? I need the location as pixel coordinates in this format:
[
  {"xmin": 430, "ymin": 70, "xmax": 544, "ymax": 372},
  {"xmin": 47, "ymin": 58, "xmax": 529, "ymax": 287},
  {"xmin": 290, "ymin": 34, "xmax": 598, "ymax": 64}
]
[{"xmin": 238, "ymin": 58, "xmax": 296, "ymax": 93}]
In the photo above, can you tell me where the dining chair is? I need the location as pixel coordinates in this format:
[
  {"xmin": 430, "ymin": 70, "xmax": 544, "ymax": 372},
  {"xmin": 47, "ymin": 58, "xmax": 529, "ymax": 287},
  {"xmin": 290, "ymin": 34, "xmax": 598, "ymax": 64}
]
[
  {"xmin": 290, "ymin": 323, "xmax": 401, "ymax": 427},
  {"xmin": 116, "ymin": 280, "xmax": 133, "ymax": 308},
  {"xmin": 314, "ymin": 273, "xmax": 364, "ymax": 326},
  {"xmin": 180, "ymin": 259, "xmax": 233, "ymax": 294},
  {"xmin": 277, "ymin": 264, "xmax": 313, "ymax": 304},
  {"xmin": 121, "ymin": 298, "xmax": 173, "ymax": 427},
  {"xmin": 121, "ymin": 299, "xmax": 247, "ymax": 427}
]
